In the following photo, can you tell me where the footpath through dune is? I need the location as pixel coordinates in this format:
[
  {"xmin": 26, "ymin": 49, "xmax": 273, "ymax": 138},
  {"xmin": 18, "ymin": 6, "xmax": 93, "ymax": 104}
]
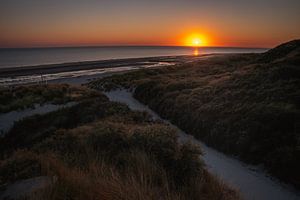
[{"xmin": 105, "ymin": 89, "xmax": 300, "ymax": 200}]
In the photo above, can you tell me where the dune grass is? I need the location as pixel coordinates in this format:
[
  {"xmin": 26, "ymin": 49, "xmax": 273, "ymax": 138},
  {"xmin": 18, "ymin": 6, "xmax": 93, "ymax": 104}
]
[
  {"xmin": 0, "ymin": 84, "xmax": 240, "ymax": 200},
  {"xmin": 88, "ymin": 40, "xmax": 300, "ymax": 188},
  {"xmin": 0, "ymin": 84, "xmax": 97, "ymax": 113}
]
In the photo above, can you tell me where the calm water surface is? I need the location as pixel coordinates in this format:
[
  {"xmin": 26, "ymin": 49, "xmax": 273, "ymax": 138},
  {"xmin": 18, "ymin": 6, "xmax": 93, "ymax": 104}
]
[{"xmin": 0, "ymin": 46, "xmax": 267, "ymax": 68}]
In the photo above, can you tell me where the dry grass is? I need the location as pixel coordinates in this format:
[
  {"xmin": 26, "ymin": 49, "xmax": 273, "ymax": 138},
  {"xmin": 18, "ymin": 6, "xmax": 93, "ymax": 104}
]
[
  {"xmin": 0, "ymin": 84, "xmax": 241, "ymax": 200},
  {"xmin": 1, "ymin": 121, "xmax": 240, "ymax": 200},
  {"xmin": 13, "ymin": 149, "xmax": 239, "ymax": 200}
]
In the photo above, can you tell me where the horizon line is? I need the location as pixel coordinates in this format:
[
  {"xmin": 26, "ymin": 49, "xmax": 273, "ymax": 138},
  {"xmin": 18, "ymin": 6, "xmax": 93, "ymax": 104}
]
[{"xmin": 0, "ymin": 45, "xmax": 270, "ymax": 49}]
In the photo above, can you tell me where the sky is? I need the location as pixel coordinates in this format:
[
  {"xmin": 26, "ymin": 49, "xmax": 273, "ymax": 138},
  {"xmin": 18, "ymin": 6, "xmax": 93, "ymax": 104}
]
[{"xmin": 0, "ymin": 0, "xmax": 300, "ymax": 48}]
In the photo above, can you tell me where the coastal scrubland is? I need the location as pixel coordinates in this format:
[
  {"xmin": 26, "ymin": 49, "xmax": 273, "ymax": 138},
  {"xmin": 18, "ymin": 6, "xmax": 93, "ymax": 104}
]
[
  {"xmin": 0, "ymin": 84, "xmax": 94, "ymax": 113},
  {"xmin": 0, "ymin": 85, "xmax": 239, "ymax": 200},
  {"xmin": 89, "ymin": 40, "xmax": 300, "ymax": 188}
]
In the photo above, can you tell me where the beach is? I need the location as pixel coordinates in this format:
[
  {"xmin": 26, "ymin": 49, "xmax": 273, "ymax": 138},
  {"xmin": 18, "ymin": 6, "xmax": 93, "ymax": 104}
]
[{"xmin": 0, "ymin": 54, "xmax": 217, "ymax": 86}]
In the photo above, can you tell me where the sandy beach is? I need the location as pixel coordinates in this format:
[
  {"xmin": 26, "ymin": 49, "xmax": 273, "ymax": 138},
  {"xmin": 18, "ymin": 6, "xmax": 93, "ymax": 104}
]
[
  {"xmin": 0, "ymin": 54, "xmax": 216, "ymax": 86},
  {"xmin": 0, "ymin": 55, "xmax": 195, "ymax": 77}
]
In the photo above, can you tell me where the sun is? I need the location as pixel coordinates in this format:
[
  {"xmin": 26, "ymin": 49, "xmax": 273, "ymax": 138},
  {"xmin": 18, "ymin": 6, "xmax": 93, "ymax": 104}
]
[
  {"xmin": 184, "ymin": 33, "xmax": 208, "ymax": 47},
  {"xmin": 192, "ymin": 38, "xmax": 202, "ymax": 46}
]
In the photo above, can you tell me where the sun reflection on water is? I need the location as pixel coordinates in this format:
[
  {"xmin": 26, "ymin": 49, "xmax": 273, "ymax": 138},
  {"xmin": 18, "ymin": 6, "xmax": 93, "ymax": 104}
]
[{"xmin": 193, "ymin": 48, "xmax": 199, "ymax": 56}]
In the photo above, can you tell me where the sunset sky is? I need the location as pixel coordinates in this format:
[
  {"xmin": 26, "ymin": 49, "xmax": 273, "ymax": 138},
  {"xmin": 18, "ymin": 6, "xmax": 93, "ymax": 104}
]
[{"xmin": 1, "ymin": 0, "xmax": 300, "ymax": 48}]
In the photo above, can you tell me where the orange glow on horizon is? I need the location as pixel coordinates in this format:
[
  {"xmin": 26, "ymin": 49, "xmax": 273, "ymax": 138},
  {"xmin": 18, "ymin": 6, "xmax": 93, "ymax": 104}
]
[{"xmin": 1, "ymin": 27, "xmax": 286, "ymax": 48}]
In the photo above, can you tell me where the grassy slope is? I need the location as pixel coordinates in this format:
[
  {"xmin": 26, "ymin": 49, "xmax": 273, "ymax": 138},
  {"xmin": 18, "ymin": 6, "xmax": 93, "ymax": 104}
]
[
  {"xmin": 89, "ymin": 40, "xmax": 300, "ymax": 188},
  {"xmin": 0, "ymin": 84, "xmax": 94, "ymax": 113},
  {"xmin": 0, "ymin": 85, "xmax": 239, "ymax": 200}
]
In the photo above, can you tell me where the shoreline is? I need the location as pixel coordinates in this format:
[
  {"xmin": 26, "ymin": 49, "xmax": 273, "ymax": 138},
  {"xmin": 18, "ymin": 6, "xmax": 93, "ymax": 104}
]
[
  {"xmin": 0, "ymin": 54, "xmax": 221, "ymax": 86},
  {"xmin": 0, "ymin": 55, "xmax": 199, "ymax": 78}
]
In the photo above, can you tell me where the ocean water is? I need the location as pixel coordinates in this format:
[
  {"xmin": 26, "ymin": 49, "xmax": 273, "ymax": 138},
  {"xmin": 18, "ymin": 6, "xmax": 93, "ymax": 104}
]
[{"xmin": 0, "ymin": 46, "xmax": 268, "ymax": 68}]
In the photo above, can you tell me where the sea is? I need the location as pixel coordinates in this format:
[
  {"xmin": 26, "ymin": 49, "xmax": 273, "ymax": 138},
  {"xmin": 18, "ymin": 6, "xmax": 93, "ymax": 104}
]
[{"xmin": 0, "ymin": 46, "xmax": 268, "ymax": 68}]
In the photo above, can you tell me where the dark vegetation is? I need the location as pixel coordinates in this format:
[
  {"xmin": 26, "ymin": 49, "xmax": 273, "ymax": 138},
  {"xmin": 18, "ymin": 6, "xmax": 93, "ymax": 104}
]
[
  {"xmin": 0, "ymin": 85, "xmax": 239, "ymax": 200},
  {"xmin": 0, "ymin": 84, "xmax": 92, "ymax": 113},
  {"xmin": 89, "ymin": 40, "xmax": 300, "ymax": 188}
]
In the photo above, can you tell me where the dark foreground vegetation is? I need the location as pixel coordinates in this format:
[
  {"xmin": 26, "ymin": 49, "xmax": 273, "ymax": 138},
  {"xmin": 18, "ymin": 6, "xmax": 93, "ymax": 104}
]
[
  {"xmin": 0, "ymin": 84, "xmax": 93, "ymax": 113},
  {"xmin": 0, "ymin": 85, "xmax": 239, "ymax": 200},
  {"xmin": 89, "ymin": 40, "xmax": 300, "ymax": 188}
]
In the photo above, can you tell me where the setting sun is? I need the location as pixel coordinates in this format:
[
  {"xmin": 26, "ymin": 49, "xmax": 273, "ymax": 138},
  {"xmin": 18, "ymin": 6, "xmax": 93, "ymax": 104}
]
[
  {"xmin": 192, "ymin": 38, "xmax": 202, "ymax": 46},
  {"xmin": 184, "ymin": 33, "xmax": 208, "ymax": 47}
]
